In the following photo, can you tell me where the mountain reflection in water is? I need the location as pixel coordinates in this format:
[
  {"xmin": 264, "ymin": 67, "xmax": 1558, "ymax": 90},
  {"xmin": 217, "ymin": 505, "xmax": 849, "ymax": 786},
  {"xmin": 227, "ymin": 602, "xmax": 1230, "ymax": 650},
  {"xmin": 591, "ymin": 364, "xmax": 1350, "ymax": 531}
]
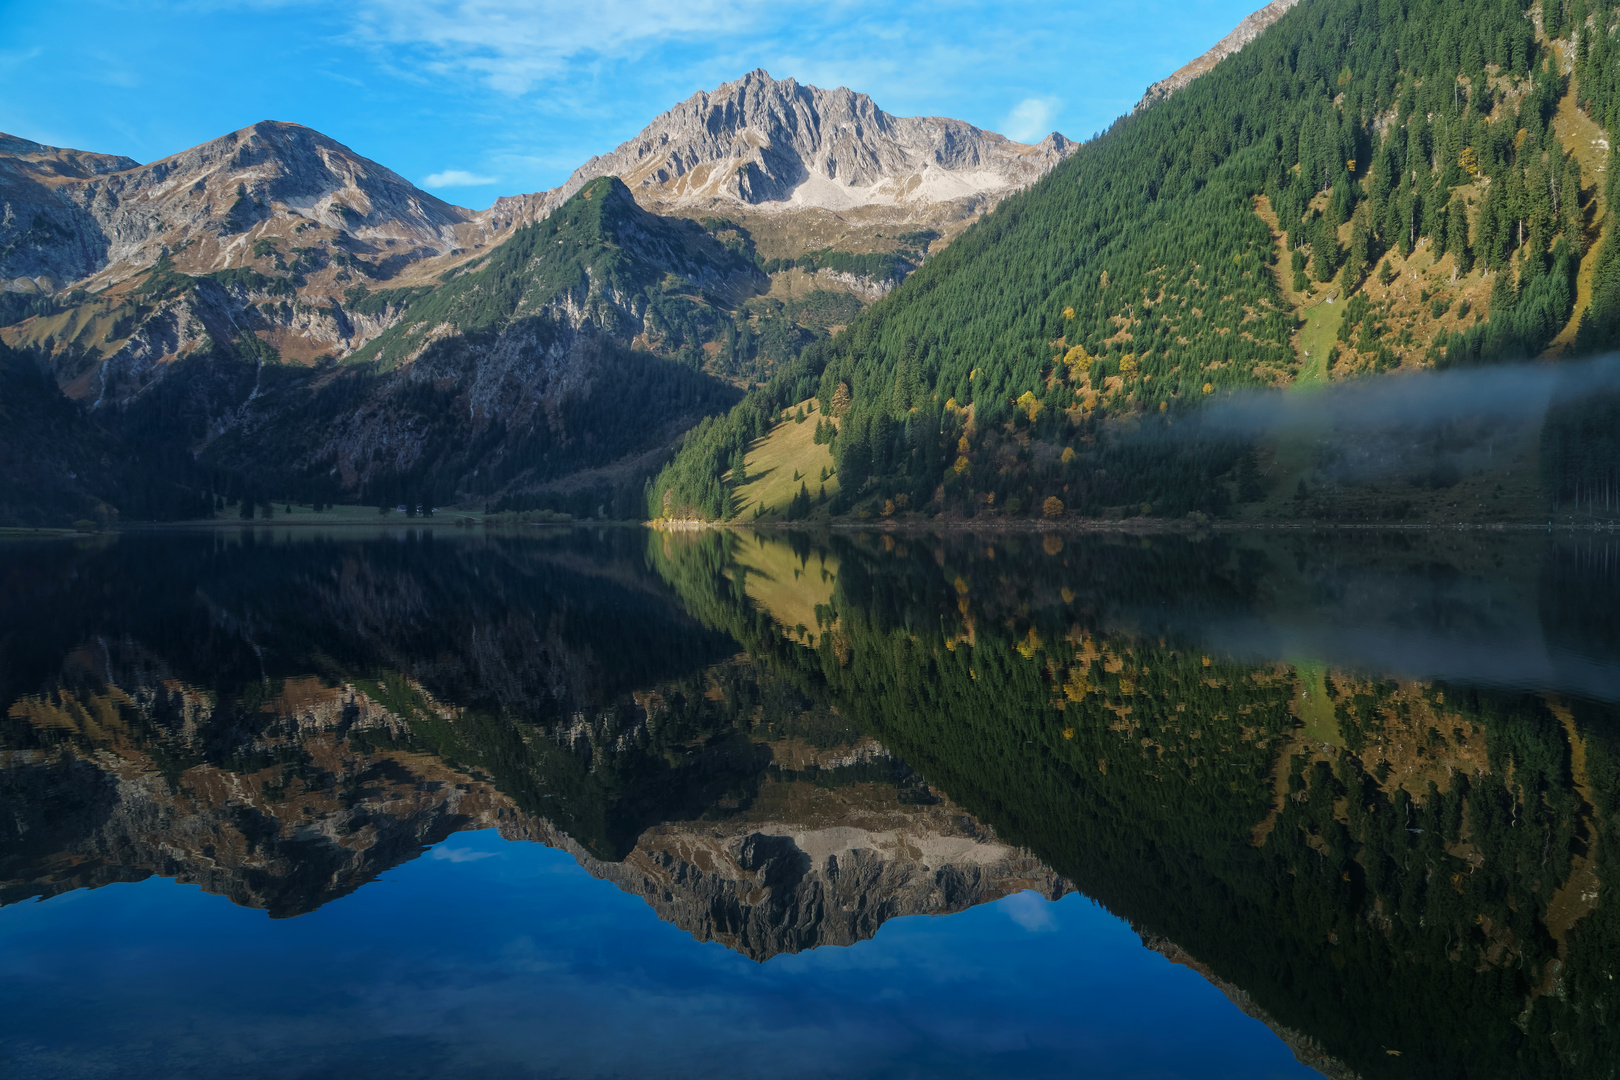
[{"xmin": 2, "ymin": 525, "xmax": 1618, "ymax": 1079}]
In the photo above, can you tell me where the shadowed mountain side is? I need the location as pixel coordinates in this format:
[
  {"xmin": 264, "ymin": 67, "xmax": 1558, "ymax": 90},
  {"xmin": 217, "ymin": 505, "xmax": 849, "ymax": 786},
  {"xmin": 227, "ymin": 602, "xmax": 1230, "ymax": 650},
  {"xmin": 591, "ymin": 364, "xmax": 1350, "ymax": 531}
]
[{"xmin": 0, "ymin": 177, "xmax": 751, "ymax": 520}]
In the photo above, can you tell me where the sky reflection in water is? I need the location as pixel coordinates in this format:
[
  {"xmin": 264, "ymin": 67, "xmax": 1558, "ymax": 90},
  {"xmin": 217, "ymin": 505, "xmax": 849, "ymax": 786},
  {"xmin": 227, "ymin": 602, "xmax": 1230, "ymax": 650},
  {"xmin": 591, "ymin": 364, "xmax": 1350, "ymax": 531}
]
[
  {"xmin": 0, "ymin": 828, "xmax": 1311, "ymax": 1080},
  {"xmin": 6, "ymin": 526, "xmax": 1619, "ymax": 1078}
]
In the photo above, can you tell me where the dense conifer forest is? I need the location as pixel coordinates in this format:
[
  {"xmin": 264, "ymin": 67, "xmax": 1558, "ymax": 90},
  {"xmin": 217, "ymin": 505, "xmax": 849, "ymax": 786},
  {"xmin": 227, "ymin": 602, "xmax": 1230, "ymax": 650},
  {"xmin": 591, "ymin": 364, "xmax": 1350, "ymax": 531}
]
[{"xmin": 650, "ymin": 0, "xmax": 1620, "ymax": 522}]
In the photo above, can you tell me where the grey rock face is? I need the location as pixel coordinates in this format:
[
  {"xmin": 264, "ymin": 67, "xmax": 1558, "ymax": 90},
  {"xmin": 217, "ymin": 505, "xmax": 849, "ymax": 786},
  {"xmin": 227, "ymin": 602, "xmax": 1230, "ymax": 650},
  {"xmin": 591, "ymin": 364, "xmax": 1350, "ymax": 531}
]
[
  {"xmin": 486, "ymin": 69, "xmax": 1075, "ymax": 226},
  {"xmin": 1, "ymin": 121, "xmax": 478, "ymax": 292},
  {"xmin": 1133, "ymin": 0, "xmax": 1302, "ymax": 114},
  {"xmin": 0, "ymin": 133, "xmax": 136, "ymax": 285},
  {"xmin": 568, "ymin": 817, "xmax": 1071, "ymax": 960}
]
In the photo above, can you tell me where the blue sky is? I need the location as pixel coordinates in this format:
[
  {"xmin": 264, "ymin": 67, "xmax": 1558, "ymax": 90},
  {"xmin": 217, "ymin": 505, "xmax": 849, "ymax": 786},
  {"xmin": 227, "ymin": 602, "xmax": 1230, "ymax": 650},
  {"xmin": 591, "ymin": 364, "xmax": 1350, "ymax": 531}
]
[{"xmin": 1, "ymin": 0, "xmax": 1262, "ymax": 208}]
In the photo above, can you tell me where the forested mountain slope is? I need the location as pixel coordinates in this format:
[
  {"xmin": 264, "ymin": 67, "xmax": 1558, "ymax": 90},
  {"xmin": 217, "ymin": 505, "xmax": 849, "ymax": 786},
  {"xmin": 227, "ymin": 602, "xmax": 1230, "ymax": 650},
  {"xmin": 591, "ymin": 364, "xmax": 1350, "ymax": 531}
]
[
  {"xmin": 0, "ymin": 74, "xmax": 1083, "ymax": 524},
  {"xmin": 651, "ymin": 0, "xmax": 1620, "ymax": 524},
  {"xmin": 0, "ymin": 179, "xmax": 750, "ymax": 521}
]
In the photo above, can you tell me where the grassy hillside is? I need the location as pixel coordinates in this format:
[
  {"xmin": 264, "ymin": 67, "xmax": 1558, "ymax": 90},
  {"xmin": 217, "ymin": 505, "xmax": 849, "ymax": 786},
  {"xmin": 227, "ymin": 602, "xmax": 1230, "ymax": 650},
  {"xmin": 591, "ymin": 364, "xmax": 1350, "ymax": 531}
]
[{"xmin": 651, "ymin": 0, "xmax": 1620, "ymax": 523}]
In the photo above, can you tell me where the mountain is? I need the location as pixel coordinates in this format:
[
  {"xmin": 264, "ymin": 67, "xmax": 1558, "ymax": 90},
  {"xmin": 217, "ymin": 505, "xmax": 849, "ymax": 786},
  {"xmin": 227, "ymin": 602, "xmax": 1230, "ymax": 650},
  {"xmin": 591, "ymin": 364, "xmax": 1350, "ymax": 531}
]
[
  {"xmin": 651, "ymin": 0, "xmax": 1620, "ymax": 525},
  {"xmin": 0, "ymin": 532, "xmax": 1066, "ymax": 943},
  {"xmin": 1, "ymin": 75, "xmax": 1073, "ymax": 370},
  {"xmin": 1132, "ymin": 0, "xmax": 1302, "ymax": 113},
  {"xmin": 493, "ymin": 70, "xmax": 1072, "ymax": 250},
  {"xmin": 0, "ymin": 121, "xmax": 492, "ymax": 301},
  {"xmin": 0, "ymin": 72, "xmax": 1083, "ymax": 523}
]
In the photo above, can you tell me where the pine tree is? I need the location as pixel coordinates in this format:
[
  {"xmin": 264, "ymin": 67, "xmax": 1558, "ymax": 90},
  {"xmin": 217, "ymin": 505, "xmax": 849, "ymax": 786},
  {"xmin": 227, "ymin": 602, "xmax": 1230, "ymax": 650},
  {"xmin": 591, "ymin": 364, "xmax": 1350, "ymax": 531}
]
[{"xmin": 1446, "ymin": 196, "xmax": 1474, "ymax": 274}]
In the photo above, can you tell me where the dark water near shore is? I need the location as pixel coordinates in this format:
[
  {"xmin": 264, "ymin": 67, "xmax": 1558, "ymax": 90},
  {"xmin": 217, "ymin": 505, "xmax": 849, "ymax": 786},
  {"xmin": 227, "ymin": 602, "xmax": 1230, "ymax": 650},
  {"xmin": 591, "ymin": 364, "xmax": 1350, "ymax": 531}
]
[{"xmin": 3, "ymin": 525, "xmax": 1619, "ymax": 1079}]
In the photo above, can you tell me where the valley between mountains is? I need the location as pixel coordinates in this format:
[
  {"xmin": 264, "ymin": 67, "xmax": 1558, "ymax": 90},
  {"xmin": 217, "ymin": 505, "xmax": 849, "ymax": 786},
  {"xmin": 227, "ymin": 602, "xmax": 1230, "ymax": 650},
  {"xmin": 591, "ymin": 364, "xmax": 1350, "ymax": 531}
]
[{"xmin": 6, "ymin": 0, "xmax": 1620, "ymax": 528}]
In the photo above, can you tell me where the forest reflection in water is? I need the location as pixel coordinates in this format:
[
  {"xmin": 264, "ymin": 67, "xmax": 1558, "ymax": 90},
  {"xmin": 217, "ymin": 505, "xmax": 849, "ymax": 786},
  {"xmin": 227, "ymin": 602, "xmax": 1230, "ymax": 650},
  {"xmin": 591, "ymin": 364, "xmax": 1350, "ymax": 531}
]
[{"xmin": 2, "ymin": 524, "xmax": 1618, "ymax": 1079}]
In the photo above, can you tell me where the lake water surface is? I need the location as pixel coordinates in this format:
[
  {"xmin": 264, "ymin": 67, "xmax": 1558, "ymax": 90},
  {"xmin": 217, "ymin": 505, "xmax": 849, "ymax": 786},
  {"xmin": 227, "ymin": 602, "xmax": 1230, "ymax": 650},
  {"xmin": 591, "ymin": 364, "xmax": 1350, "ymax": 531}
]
[{"xmin": 3, "ymin": 526, "xmax": 1618, "ymax": 1079}]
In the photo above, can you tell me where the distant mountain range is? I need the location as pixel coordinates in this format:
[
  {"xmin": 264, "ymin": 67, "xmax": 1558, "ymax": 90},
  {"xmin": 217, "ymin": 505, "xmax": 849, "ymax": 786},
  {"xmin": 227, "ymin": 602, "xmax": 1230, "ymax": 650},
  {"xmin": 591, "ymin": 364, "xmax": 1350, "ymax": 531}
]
[
  {"xmin": 0, "ymin": 2, "xmax": 1315, "ymax": 526},
  {"xmin": 3, "ymin": 69, "xmax": 1073, "ymax": 311}
]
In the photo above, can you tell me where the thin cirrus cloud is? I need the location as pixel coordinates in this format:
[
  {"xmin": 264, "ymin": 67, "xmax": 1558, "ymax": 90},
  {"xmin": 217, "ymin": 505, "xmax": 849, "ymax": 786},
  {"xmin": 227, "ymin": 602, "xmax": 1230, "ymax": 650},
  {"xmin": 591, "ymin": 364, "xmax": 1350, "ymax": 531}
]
[
  {"xmin": 350, "ymin": 0, "xmax": 776, "ymax": 95},
  {"xmin": 424, "ymin": 168, "xmax": 500, "ymax": 186},
  {"xmin": 0, "ymin": 0, "xmax": 1266, "ymax": 198}
]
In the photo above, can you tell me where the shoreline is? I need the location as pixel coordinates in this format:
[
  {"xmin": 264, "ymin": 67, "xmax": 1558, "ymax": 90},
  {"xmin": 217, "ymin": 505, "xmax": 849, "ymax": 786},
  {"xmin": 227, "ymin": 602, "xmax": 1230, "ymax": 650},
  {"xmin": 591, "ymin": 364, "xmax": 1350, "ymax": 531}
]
[{"xmin": 13, "ymin": 516, "xmax": 1618, "ymax": 540}]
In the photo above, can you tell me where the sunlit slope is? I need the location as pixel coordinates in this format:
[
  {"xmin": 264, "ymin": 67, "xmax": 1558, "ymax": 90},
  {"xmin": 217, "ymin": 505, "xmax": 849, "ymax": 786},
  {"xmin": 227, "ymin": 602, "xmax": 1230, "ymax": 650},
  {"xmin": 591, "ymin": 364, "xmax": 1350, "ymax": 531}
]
[
  {"xmin": 727, "ymin": 399, "xmax": 839, "ymax": 521},
  {"xmin": 651, "ymin": 0, "xmax": 1620, "ymax": 524}
]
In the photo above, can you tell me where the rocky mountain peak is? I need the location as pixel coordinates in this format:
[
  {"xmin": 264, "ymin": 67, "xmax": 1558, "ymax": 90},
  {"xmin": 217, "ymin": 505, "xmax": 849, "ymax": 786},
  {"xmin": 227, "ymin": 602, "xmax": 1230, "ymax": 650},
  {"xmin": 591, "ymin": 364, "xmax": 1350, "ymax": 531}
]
[
  {"xmin": 486, "ymin": 69, "xmax": 1074, "ymax": 226},
  {"xmin": 0, "ymin": 132, "xmax": 138, "ymax": 180},
  {"xmin": 1, "ymin": 120, "xmax": 482, "ymax": 292}
]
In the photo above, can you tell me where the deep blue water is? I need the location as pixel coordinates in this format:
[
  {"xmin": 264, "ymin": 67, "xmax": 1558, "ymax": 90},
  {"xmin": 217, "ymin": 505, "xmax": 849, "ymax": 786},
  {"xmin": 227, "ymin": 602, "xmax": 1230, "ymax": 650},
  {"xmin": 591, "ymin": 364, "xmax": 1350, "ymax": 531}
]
[
  {"xmin": 0, "ymin": 829, "xmax": 1311, "ymax": 1080},
  {"xmin": 7, "ymin": 526, "xmax": 1620, "ymax": 1077}
]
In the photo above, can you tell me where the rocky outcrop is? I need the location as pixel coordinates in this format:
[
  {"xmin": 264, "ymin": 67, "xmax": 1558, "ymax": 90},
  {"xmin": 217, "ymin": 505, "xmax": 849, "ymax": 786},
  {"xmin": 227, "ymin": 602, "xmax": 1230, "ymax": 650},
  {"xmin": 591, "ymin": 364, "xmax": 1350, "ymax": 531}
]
[
  {"xmin": 2, "ymin": 121, "xmax": 487, "ymax": 294},
  {"xmin": 1133, "ymin": 0, "xmax": 1302, "ymax": 114},
  {"xmin": 0, "ymin": 133, "xmax": 137, "ymax": 287},
  {"xmin": 487, "ymin": 69, "xmax": 1075, "ymax": 225},
  {"xmin": 567, "ymin": 817, "xmax": 1070, "ymax": 960}
]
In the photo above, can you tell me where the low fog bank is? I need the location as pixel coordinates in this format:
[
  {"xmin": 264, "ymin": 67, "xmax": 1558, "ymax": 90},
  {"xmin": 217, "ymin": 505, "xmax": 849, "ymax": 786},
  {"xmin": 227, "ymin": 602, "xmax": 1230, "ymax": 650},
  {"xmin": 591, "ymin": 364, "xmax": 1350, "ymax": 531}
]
[
  {"xmin": 1182, "ymin": 355, "xmax": 1620, "ymax": 438},
  {"xmin": 1119, "ymin": 355, "xmax": 1620, "ymax": 495}
]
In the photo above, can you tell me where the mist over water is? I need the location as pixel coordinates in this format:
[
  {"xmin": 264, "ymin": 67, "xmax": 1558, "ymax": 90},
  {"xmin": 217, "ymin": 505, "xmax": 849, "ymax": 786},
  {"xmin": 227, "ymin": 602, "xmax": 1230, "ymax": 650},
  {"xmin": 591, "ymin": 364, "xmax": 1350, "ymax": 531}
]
[
  {"xmin": 1110, "ymin": 355, "xmax": 1620, "ymax": 492},
  {"xmin": 1177, "ymin": 354, "xmax": 1620, "ymax": 439}
]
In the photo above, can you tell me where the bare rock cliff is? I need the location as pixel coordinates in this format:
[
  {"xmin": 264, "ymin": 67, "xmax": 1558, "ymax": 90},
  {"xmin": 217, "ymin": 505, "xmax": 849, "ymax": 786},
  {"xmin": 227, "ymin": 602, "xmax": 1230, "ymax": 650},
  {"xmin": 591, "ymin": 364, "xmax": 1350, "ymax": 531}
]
[{"xmin": 566, "ymin": 817, "xmax": 1071, "ymax": 960}]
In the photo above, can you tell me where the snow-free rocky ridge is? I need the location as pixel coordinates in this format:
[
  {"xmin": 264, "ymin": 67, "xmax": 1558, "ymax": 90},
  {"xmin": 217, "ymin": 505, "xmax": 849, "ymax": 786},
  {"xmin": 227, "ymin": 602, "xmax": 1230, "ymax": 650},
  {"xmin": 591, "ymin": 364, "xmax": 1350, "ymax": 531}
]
[
  {"xmin": 1133, "ymin": 0, "xmax": 1303, "ymax": 113},
  {"xmin": 485, "ymin": 69, "xmax": 1074, "ymax": 227}
]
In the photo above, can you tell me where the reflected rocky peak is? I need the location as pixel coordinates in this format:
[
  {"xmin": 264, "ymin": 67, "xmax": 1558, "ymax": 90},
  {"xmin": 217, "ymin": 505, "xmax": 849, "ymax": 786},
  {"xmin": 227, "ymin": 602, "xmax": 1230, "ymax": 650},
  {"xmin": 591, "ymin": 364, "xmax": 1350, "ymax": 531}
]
[
  {"xmin": 1, "ymin": 555, "xmax": 1061, "ymax": 956},
  {"xmin": 4, "ymin": 526, "xmax": 1620, "ymax": 1078}
]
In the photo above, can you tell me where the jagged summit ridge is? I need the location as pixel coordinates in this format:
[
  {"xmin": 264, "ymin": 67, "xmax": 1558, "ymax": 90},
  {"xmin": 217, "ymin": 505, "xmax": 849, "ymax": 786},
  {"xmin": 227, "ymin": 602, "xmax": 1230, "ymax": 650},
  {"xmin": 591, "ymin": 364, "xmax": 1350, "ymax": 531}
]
[
  {"xmin": 1133, "ymin": 0, "xmax": 1301, "ymax": 114},
  {"xmin": 485, "ymin": 69, "xmax": 1074, "ymax": 226}
]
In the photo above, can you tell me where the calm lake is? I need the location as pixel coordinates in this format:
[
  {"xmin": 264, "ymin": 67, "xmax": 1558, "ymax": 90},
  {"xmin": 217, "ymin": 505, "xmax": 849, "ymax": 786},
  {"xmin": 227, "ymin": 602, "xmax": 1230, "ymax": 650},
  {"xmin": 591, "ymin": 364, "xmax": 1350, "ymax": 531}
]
[{"xmin": 2, "ymin": 525, "xmax": 1617, "ymax": 1079}]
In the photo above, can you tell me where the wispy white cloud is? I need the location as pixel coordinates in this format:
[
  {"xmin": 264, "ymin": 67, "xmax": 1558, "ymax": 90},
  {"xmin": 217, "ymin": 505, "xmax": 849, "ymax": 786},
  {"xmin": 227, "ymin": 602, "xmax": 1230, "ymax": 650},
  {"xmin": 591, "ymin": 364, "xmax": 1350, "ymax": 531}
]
[
  {"xmin": 424, "ymin": 168, "xmax": 500, "ymax": 186},
  {"xmin": 999, "ymin": 890, "xmax": 1058, "ymax": 932},
  {"xmin": 1001, "ymin": 96, "xmax": 1061, "ymax": 143},
  {"xmin": 351, "ymin": 0, "xmax": 780, "ymax": 95},
  {"xmin": 430, "ymin": 844, "xmax": 498, "ymax": 862}
]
